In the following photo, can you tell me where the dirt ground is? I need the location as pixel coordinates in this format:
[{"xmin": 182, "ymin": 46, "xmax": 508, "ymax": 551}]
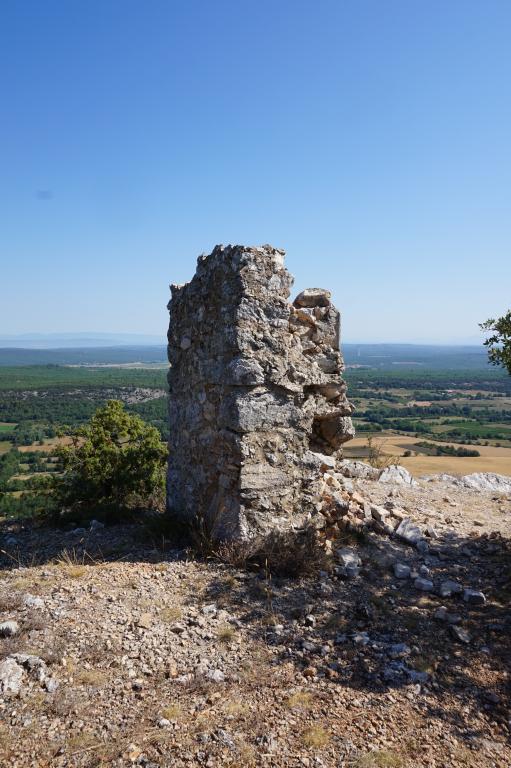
[{"xmin": 0, "ymin": 475, "xmax": 510, "ymax": 768}]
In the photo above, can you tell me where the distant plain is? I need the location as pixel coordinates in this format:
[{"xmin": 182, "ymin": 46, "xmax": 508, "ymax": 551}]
[{"xmin": 0, "ymin": 343, "xmax": 510, "ymax": 519}]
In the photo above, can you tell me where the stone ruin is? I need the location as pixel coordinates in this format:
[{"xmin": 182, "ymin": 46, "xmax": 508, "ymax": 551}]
[{"xmin": 167, "ymin": 244, "xmax": 355, "ymax": 539}]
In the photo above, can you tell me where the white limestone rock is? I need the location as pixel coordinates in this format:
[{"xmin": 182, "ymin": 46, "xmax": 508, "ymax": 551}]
[
  {"xmin": 378, "ymin": 465, "xmax": 418, "ymax": 486},
  {"xmin": 0, "ymin": 658, "xmax": 23, "ymax": 694}
]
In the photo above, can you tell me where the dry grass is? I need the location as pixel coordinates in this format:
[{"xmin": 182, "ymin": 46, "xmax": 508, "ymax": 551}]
[
  {"xmin": 302, "ymin": 724, "xmax": 330, "ymax": 748},
  {"xmin": 221, "ymin": 573, "xmax": 238, "ymax": 590},
  {"xmin": 211, "ymin": 525, "xmax": 328, "ymax": 577},
  {"xmin": 0, "ymin": 592, "xmax": 23, "ymax": 613},
  {"xmin": 159, "ymin": 605, "xmax": 183, "ymax": 623},
  {"xmin": 67, "ymin": 565, "xmax": 87, "ymax": 578},
  {"xmin": 286, "ymin": 690, "xmax": 314, "ymax": 710},
  {"xmin": 160, "ymin": 703, "xmax": 183, "ymax": 721},
  {"xmin": 18, "ymin": 436, "xmax": 73, "ymax": 453},
  {"xmin": 351, "ymin": 750, "xmax": 404, "ymax": 767},
  {"xmin": 0, "ymin": 723, "xmax": 15, "ymax": 761},
  {"xmin": 47, "ymin": 687, "xmax": 84, "ymax": 717},
  {"xmin": 365, "ymin": 436, "xmax": 399, "ymax": 469},
  {"xmin": 232, "ymin": 740, "xmax": 257, "ymax": 767},
  {"xmin": 10, "ymin": 573, "xmax": 45, "ymax": 591},
  {"xmin": 70, "ymin": 664, "xmax": 109, "ymax": 688},
  {"xmin": 324, "ymin": 611, "xmax": 349, "ymax": 633},
  {"xmin": 217, "ymin": 623, "xmax": 236, "ymax": 643},
  {"xmin": 413, "ymin": 653, "xmax": 438, "ymax": 675},
  {"xmin": 400, "ymin": 608, "xmax": 427, "ymax": 632},
  {"xmin": 64, "ymin": 731, "xmax": 104, "ymax": 755},
  {"xmin": 347, "ymin": 434, "xmax": 511, "ymax": 476},
  {"xmin": 21, "ymin": 609, "xmax": 47, "ymax": 633},
  {"xmin": 39, "ymin": 635, "xmax": 68, "ymax": 666},
  {"xmin": 54, "ymin": 549, "xmax": 91, "ymax": 578},
  {"xmin": 222, "ymin": 698, "xmax": 250, "ymax": 718},
  {"xmin": 237, "ymin": 646, "xmax": 275, "ymax": 686},
  {"xmin": 213, "ymin": 539, "xmax": 256, "ymax": 569},
  {"xmin": 0, "ymin": 636, "xmax": 24, "ymax": 660}
]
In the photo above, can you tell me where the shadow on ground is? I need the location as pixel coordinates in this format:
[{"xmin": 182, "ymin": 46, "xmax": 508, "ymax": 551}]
[
  {"xmin": 1, "ymin": 513, "xmax": 510, "ymax": 751},
  {"xmin": 202, "ymin": 525, "xmax": 511, "ymax": 744}
]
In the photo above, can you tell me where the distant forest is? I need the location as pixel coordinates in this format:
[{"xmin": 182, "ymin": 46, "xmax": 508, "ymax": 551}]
[{"xmin": 0, "ymin": 342, "xmax": 496, "ymax": 369}]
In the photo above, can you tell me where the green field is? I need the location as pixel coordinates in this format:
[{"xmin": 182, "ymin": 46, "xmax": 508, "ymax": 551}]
[
  {"xmin": 1, "ymin": 359, "xmax": 510, "ymax": 519},
  {"xmin": 0, "ymin": 365, "xmax": 168, "ymax": 391},
  {"xmin": 346, "ymin": 367, "xmax": 511, "ymax": 449}
]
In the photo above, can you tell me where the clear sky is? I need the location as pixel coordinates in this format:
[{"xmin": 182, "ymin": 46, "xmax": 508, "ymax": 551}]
[{"xmin": 1, "ymin": 0, "xmax": 510, "ymax": 343}]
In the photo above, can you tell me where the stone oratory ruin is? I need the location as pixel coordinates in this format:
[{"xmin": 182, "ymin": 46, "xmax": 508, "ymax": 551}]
[{"xmin": 167, "ymin": 244, "xmax": 354, "ymax": 539}]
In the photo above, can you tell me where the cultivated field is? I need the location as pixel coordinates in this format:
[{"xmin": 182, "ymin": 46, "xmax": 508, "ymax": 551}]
[
  {"xmin": 1, "ymin": 356, "xmax": 511, "ymax": 519},
  {"xmin": 345, "ymin": 435, "xmax": 511, "ymax": 476},
  {"xmin": 17, "ymin": 436, "xmax": 74, "ymax": 453}
]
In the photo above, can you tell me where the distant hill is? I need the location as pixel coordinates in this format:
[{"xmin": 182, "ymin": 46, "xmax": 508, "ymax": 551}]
[
  {"xmin": 0, "ymin": 333, "xmax": 165, "ymax": 349},
  {"xmin": 0, "ymin": 343, "xmax": 493, "ymax": 370},
  {"xmin": 0, "ymin": 346, "xmax": 168, "ymax": 366},
  {"xmin": 343, "ymin": 344, "xmax": 491, "ymax": 370}
]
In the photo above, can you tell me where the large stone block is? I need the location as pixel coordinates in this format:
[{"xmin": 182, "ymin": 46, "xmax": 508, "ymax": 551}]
[{"xmin": 167, "ymin": 244, "xmax": 354, "ymax": 538}]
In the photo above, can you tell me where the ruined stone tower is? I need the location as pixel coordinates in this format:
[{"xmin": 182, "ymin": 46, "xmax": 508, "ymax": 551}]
[{"xmin": 167, "ymin": 245, "xmax": 354, "ymax": 539}]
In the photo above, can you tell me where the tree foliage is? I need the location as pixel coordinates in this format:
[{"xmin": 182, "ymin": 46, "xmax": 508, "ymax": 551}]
[
  {"xmin": 480, "ymin": 311, "xmax": 511, "ymax": 375},
  {"xmin": 55, "ymin": 400, "xmax": 167, "ymax": 517}
]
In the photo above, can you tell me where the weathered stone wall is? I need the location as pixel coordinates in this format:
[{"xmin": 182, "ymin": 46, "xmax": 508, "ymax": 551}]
[{"xmin": 167, "ymin": 244, "xmax": 354, "ymax": 539}]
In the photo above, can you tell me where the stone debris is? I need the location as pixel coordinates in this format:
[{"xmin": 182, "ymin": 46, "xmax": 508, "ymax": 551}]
[
  {"xmin": 423, "ymin": 472, "xmax": 511, "ymax": 494},
  {"xmin": 167, "ymin": 245, "xmax": 354, "ymax": 539},
  {"xmin": 393, "ymin": 562, "xmax": 411, "ymax": 579},
  {"xmin": 336, "ymin": 547, "xmax": 361, "ymax": 568},
  {"xmin": 414, "ymin": 577, "xmax": 434, "ymax": 592},
  {"xmin": 433, "ymin": 607, "xmax": 461, "ymax": 624},
  {"xmin": 0, "ymin": 658, "xmax": 24, "ymax": 694},
  {"xmin": 395, "ymin": 518, "xmax": 424, "ymax": 547},
  {"xmin": 0, "ymin": 653, "xmax": 56, "ymax": 696},
  {"xmin": 23, "ymin": 594, "xmax": 44, "ymax": 609},
  {"xmin": 450, "ymin": 625, "xmax": 471, "ymax": 644},
  {"xmin": 294, "ymin": 288, "xmax": 332, "ymax": 307},
  {"xmin": 463, "ymin": 588, "xmax": 486, "ymax": 605},
  {"xmin": 0, "ymin": 486, "xmax": 510, "ymax": 767},
  {"xmin": 206, "ymin": 669, "xmax": 225, "ymax": 683},
  {"xmin": 378, "ymin": 465, "xmax": 418, "ymax": 486},
  {"xmin": 439, "ymin": 579, "xmax": 463, "ymax": 598},
  {"xmin": 0, "ymin": 620, "xmax": 19, "ymax": 637},
  {"xmin": 336, "ymin": 547, "xmax": 362, "ymax": 579},
  {"xmin": 337, "ymin": 460, "xmax": 380, "ymax": 480}
]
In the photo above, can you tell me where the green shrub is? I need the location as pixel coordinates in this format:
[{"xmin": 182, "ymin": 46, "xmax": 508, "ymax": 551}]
[{"xmin": 54, "ymin": 400, "xmax": 167, "ymax": 521}]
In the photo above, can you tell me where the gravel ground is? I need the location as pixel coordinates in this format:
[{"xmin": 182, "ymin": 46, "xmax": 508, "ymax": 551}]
[{"xmin": 0, "ymin": 477, "xmax": 510, "ymax": 767}]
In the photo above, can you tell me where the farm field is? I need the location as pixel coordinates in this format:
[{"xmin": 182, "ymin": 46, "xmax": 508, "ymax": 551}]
[
  {"xmin": 0, "ymin": 351, "xmax": 510, "ymax": 519},
  {"xmin": 345, "ymin": 434, "xmax": 511, "ymax": 476},
  {"xmin": 17, "ymin": 436, "xmax": 74, "ymax": 453}
]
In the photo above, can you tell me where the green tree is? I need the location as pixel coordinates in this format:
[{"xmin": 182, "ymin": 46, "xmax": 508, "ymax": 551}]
[
  {"xmin": 55, "ymin": 400, "xmax": 167, "ymax": 518},
  {"xmin": 480, "ymin": 311, "xmax": 511, "ymax": 375}
]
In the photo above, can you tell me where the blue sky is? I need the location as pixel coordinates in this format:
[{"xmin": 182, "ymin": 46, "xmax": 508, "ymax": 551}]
[{"xmin": 1, "ymin": 0, "xmax": 510, "ymax": 343}]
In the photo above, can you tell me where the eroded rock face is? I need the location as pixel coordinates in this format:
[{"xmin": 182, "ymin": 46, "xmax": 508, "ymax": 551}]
[{"xmin": 167, "ymin": 244, "xmax": 354, "ymax": 539}]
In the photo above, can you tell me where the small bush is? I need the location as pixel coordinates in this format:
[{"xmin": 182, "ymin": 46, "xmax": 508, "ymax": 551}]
[
  {"xmin": 217, "ymin": 624, "xmax": 236, "ymax": 643},
  {"xmin": 366, "ymin": 436, "xmax": 399, "ymax": 469},
  {"xmin": 302, "ymin": 725, "xmax": 330, "ymax": 748},
  {"xmin": 159, "ymin": 606, "xmax": 183, "ymax": 623},
  {"xmin": 54, "ymin": 400, "xmax": 167, "ymax": 523},
  {"xmin": 286, "ymin": 690, "xmax": 314, "ymax": 710},
  {"xmin": 352, "ymin": 750, "xmax": 404, "ymax": 768},
  {"xmin": 213, "ymin": 525, "xmax": 328, "ymax": 577}
]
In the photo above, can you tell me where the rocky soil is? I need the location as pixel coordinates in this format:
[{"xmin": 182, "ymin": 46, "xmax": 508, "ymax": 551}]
[{"xmin": 0, "ymin": 472, "xmax": 510, "ymax": 768}]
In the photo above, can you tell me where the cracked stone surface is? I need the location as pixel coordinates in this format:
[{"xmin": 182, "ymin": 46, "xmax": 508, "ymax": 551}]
[{"xmin": 167, "ymin": 244, "xmax": 354, "ymax": 538}]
